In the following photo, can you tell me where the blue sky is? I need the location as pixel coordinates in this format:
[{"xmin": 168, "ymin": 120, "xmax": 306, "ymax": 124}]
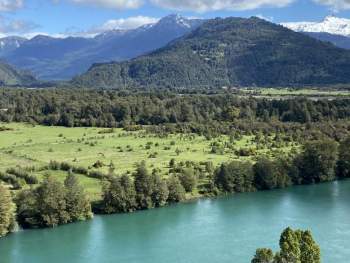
[{"xmin": 1, "ymin": 0, "xmax": 350, "ymax": 38}]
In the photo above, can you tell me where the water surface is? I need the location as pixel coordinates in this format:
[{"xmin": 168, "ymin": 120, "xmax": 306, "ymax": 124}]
[{"xmin": 1, "ymin": 181, "xmax": 350, "ymax": 263}]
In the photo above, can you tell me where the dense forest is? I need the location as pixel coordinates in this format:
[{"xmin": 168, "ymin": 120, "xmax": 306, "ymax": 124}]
[{"xmin": 1, "ymin": 88, "xmax": 350, "ymax": 140}]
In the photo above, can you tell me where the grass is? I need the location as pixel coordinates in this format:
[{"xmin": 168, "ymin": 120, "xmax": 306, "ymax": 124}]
[
  {"xmin": 241, "ymin": 88, "xmax": 350, "ymax": 97},
  {"xmin": 0, "ymin": 123, "xmax": 298, "ymax": 200}
]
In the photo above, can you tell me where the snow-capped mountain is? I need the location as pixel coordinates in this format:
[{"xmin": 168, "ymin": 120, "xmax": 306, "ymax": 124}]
[
  {"xmin": 282, "ymin": 16, "xmax": 350, "ymax": 37},
  {"xmin": 1, "ymin": 14, "xmax": 203, "ymax": 80}
]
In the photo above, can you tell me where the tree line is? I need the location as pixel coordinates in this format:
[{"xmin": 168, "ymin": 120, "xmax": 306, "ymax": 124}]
[{"xmin": 2, "ymin": 89, "xmax": 350, "ymax": 128}]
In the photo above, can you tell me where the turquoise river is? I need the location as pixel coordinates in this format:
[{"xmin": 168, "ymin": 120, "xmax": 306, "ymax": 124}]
[{"xmin": 1, "ymin": 180, "xmax": 350, "ymax": 263}]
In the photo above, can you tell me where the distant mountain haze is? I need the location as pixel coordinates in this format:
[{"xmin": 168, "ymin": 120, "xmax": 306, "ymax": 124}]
[
  {"xmin": 0, "ymin": 15, "xmax": 203, "ymax": 80},
  {"xmin": 72, "ymin": 17, "xmax": 350, "ymax": 89},
  {"xmin": 0, "ymin": 61, "xmax": 37, "ymax": 86}
]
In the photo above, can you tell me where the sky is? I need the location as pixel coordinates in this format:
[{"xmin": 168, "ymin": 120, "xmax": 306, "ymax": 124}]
[{"xmin": 1, "ymin": 0, "xmax": 350, "ymax": 38}]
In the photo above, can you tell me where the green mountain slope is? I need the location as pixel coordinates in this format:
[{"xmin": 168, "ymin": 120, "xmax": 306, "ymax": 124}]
[
  {"xmin": 0, "ymin": 62, "xmax": 37, "ymax": 86},
  {"xmin": 72, "ymin": 17, "xmax": 350, "ymax": 89}
]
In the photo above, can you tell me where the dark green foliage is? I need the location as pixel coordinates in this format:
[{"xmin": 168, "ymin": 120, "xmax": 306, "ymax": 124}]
[
  {"xmin": 35, "ymin": 176, "xmax": 70, "ymax": 227},
  {"xmin": 73, "ymin": 17, "xmax": 350, "ymax": 89},
  {"xmin": 299, "ymin": 230, "xmax": 321, "ymax": 263},
  {"xmin": 253, "ymin": 158, "xmax": 276, "ymax": 190},
  {"xmin": 167, "ymin": 175, "xmax": 186, "ymax": 202},
  {"xmin": 6, "ymin": 167, "xmax": 38, "ymax": 185},
  {"xmin": 0, "ymin": 172, "xmax": 22, "ymax": 190},
  {"xmin": 102, "ymin": 175, "xmax": 137, "ymax": 213},
  {"xmin": 134, "ymin": 162, "xmax": 154, "ymax": 209},
  {"xmin": 253, "ymin": 228, "xmax": 320, "ymax": 263},
  {"xmin": 214, "ymin": 161, "xmax": 255, "ymax": 193},
  {"xmin": 151, "ymin": 171, "xmax": 169, "ymax": 207},
  {"xmin": 16, "ymin": 189, "xmax": 39, "ymax": 228},
  {"xmin": 178, "ymin": 168, "xmax": 197, "ymax": 192},
  {"xmin": 64, "ymin": 173, "xmax": 93, "ymax": 221},
  {"xmin": 279, "ymin": 227, "xmax": 302, "ymax": 263},
  {"xmin": 2, "ymin": 89, "xmax": 350, "ymax": 140},
  {"xmin": 336, "ymin": 136, "xmax": 350, "ymax": 179},
  {"xmin": 251, "ymin": 248, "xmax": 274, "ymax": 263},
  {"xmin": 253, "ymin": 158, "xmax": 290, "ymax": 190},
  {"xmin": 0, "ymin": 184, "xmax": 17, "ymax": 237},
  {"xmin": 295, "ymin": 140, "xmax": 338, "ymax": 184},
  {"xmin": 16, "ymin": 174, "xmax": 93, "ymax": 228}
]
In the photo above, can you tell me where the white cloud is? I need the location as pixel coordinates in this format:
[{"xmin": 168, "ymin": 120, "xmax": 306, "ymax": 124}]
[
  {"xmin": 0, "ymin": 16, "xmax": 38, "ymax": 37},
  {"xmin": 0, "ymin": 0, "xmax": 23, "ymax": 11},
  {"xmin": 256, "ymin": 14, "xmax": 274, "ymax": 21},
  {"xmin": 150, "ymin": 0, "xmax": 294, "ymax": 12},
  {"xmin": 68, "ymin": 0, "xmax": 143, "ymax": 9},
  {"xmin": 60, "ymin": 16, "xmax": 159, "ymax": 38},
  {"xmin": 313, "ymin": 0, "xmax": 350, "ymax": 10},
  {"xmin": 98, "ymin": 16, "xmax": 159, "ymax": 30}
]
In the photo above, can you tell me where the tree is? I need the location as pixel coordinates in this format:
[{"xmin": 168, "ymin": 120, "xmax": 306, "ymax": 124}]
[
  {"xmin": 214, "ymin": 161, "xmax": 255, "ymax": 193},
  {"xmin": 299, "ymin": 230, "xmax": 321, "ymax": 263},
  {"xmin": 15, "ymin": 189, "xmax": 39, "ymax": 228},
  {"xmin": 0, "ymin": 184, "xmax": 17, "ymax": 237},
  {"xmin": 178, "ymin": 168, "xmax": 197, "ymax": 192},
  {"xmin": 64, "ymin": 173, "xmax": 93, "ymax": 221},
  {"xmin": 167, "ymin": 175, "xmax": 186, "ymax": 203},
  {"xmin": 254, "ymin": 158, "xmax": 278, "ymax": 190},
  {"xmin": 36, "ymin": 175, "xmax": 70, "ymax": 227},
  {"xmin": 337, "ymin": 137, "xmax": 350, "ymax": 179},
  {"xmin": 251, "ymin": 248, "xmax": 274, "ymax": 263},
  {"xmin": 253, "ymin": 228, "xmax": 320, "ymax": 263},
  {"xmin": 102, "ymin": 174, "xmax": 137, "ymax": 213},
  {"xmin": 297, "ymin": 140, "xmax": 338, "ymax": 184},
  {"xmin": 151, "ymin": 172, "xmax": 169, "ymax": 207},
  {"xmin": 134, "ymin": 162, "xmax": 154, "ymax": 209},
  {"xmin": 279, "ymin": 227, "xmax": 301, "ymax": 263}
]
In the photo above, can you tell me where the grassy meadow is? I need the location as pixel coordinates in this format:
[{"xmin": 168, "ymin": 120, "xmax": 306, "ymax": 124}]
[{"xmin": 0, "ymin": 123, "xmax": 298, "ymax": 200}]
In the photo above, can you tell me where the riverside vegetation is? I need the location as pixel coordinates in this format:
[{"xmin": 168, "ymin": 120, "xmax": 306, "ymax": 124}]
[{"xmin": 1, "ymin": 89, "xmax": 349, "ymax": 262}]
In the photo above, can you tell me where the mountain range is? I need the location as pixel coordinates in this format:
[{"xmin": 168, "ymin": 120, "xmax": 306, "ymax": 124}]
[
  {"xmin": 0, "ymin": 15, "xmax": 203, "ymax": 80},
  {"xmin": 282, "ymin": 16, "xmax": 350, "ymax": 50},
  {"xmin": 72, "ymin": 17, "xmax": 350, "ymax": 89},
  {"xmin": 1, "ymin": 15, "xmax": 350, "ymax": 88},
  {"xmin": 282, "ymin": 16, "xmax": 350, "ymax": 37}
]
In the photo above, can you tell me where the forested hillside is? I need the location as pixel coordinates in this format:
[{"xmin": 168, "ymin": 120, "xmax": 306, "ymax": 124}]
[
  {"xmin": 0, "ymin": 62, "xmax": 37, "ymax": 86},
  {"xmin": 73, "ymin": 17, "xmax": 350, "ymax": 89}
]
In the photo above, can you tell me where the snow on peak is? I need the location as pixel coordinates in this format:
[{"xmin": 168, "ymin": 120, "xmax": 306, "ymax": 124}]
[
  {"xmin": 282, "ymin": 16, "xmax": 350, "ymax": 37},
  {"xmin": 158, "ymin": 14, "xmax": 192, "ymax": 28}
]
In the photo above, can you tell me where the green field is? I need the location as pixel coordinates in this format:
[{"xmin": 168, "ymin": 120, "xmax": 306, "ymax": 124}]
[
  {"xmin": 241, "ymin": 88, "xmax": 350, "ymax": 98},
  {"xmin": 0, "ymin": 123, "xmax": 298, "ymax": 200}
]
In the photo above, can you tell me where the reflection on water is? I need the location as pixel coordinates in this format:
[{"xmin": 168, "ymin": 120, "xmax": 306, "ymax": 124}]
[{"xmin": 1, "ymin": 180, "xmax": 350, "ymax": 263}]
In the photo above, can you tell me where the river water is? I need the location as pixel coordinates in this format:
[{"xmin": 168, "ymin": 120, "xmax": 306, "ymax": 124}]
[{"xmin": 1, "ymin": 180, "xmax": 350, "ymax": 263}]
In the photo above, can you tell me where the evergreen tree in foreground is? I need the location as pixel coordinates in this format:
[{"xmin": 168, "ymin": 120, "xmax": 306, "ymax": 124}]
[
  {"xmin": 0, "ymin": 184, "xmax": 17, "ymax": 237},
  {"xmin": 252, "ymin": 228, "xmax": 320, "ymax": 263}
]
